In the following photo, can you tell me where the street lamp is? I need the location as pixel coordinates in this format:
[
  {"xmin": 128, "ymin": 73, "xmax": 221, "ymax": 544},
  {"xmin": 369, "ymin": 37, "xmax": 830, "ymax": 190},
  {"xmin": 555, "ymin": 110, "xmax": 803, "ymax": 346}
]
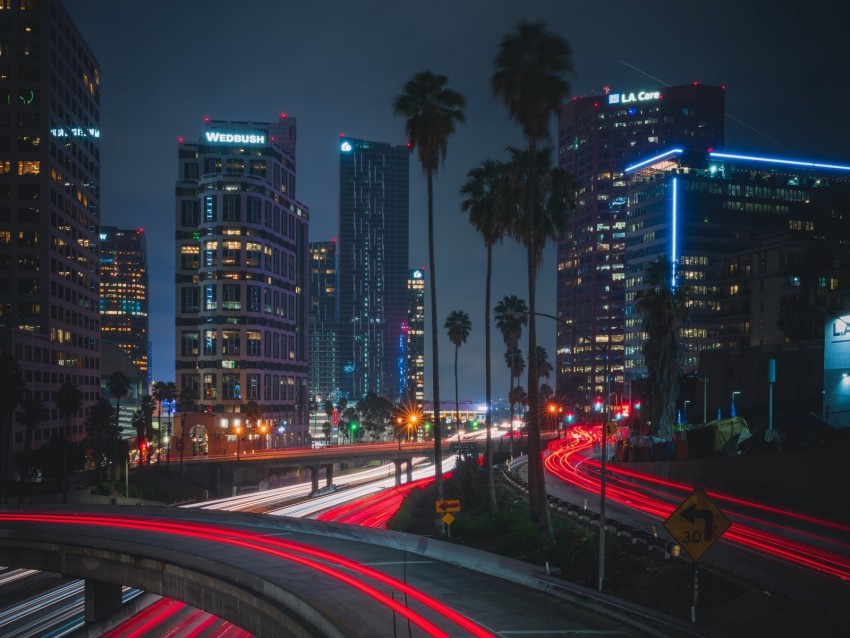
[
  {"xmin": 683, "ymin": 400, "xmax": 691, "ymax": 424},
  {"xmin": 234, "ymin": 422, "xmax": 242, "ymax": 462},
  {"xmin": 731, "ymin": 391, "xmax": 741, "ymax": 418},
  {"xmin": 509, "ymin": 309, "xmax": 610, "ymax": 592}
]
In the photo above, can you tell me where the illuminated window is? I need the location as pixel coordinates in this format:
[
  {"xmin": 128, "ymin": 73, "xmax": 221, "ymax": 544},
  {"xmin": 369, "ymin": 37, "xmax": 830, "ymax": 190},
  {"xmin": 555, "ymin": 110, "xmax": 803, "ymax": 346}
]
[
  {"xmin": 247, "ymin": 331, "xmax": 261, "ymax": 355},
  {"xmin": 222, "ymin": 374, "xmax": 241, "ymax": 400},
  {"xmin": 222, "ymin": 284, "xmax": 240, "ymax": 310},
  {"xmin": 17, "ymin": 160, "xmax": 39, "ymax": 175},
  {"xmin": 203, "ymin": 373, "xmax": 217, "ymax": 399},
  {"xmin": 203, "ymin": 329, "xmax": 217, "ymax": 356},
  {"xmin": 222, "ymin": 241, "xmax": 240, "ymax": 266},
  {"xmin": 222, "ymin": 330, "xmax": 240, "ymax": 355}
]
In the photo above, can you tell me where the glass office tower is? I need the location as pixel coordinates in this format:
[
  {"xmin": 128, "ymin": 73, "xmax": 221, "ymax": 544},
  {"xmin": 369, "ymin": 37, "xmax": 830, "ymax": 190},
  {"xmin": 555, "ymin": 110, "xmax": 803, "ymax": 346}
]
[
  {"xmin": 337, "ymin": 137, "xmax": 409, "ymax": 402},
  {"xmin": 556, "ymin": 83, "xmax": 725, "ymax": 413}
]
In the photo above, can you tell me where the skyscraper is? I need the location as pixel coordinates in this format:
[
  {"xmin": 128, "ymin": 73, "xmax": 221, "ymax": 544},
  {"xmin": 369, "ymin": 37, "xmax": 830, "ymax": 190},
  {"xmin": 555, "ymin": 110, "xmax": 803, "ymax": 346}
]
[
  {"xmin": 0, "ymin": 0, "xmax": 101, "ymax": 449},
  {"xmin": 404, "ymin": 268, "xmax": 426, "ymax": 407},
  {"xmin": 623, "ymin": 148, "xmax": 850, "ymax": 378},
  {"xmin": 99, "ymin": 226, "xmax": 149, "ymax": 384},
  {"xmin": 308, "ymin": 239, "xmax": 342, "ymax": 405},
  {"xmin": 556, "ymin": 84, "xmax": 725, "ymax": 413},
  {"xmin": 175, "ymin": 115, "xmax": 310, "ymax": 445},
  {"xmin": 337, "ymin": 137, "xmax": 409, "ymax": 402}
]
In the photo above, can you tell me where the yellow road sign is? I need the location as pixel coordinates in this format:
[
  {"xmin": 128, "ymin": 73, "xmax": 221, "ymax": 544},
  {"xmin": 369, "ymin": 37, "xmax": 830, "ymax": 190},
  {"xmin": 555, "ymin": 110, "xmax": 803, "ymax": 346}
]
[
  {"xmin": 664, "ymin": 487, "xmax": 731, "ymax": 561},
  {"xmin": 442, "ymin": 513, "xmax": 455, "ymax": 526},
  {"xmin": 605, "ymin": 421, "xmax": 618, "ymax": 436},
  {"xmin": 435, "ymin": 499, "xmax": 461, "ymax": 513}
]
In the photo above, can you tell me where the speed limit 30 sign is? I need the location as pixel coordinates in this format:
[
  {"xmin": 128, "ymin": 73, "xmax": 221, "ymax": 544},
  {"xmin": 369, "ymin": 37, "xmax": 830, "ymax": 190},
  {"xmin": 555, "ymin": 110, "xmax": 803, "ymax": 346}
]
[{"xmin": 663, "ymin": 486, "xmax": 731, "ymax": 561}]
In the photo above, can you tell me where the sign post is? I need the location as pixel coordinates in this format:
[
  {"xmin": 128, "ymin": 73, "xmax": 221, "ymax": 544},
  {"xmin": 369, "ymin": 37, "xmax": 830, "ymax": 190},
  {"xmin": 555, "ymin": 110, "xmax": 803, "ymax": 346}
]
[
  {"xmin": 663, "ymin": 487, "xmax": 731, "ymax": 622},
  {"xmin": 435, "ymin": 499, "xmax": 461, "ymax": 537}
]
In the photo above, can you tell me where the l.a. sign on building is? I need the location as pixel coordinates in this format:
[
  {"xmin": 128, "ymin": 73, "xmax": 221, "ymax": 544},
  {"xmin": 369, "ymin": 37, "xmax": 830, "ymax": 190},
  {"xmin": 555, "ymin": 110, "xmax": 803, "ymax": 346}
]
[{"xmin": 823, "ymin": 313, "xmax": 850, "ymax": 428}]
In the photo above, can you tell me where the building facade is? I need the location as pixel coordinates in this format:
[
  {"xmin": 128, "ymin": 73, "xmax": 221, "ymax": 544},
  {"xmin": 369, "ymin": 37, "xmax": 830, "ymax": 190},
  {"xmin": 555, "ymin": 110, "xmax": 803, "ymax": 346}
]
[
  {"xmin": 623, "ymin": 149, "xmax": 850, "ymax": 382},
  {"xmin": 556, "ymin": 84, "xmax": 725, "ymax": 413},
  {"xmin": 307, "ymin": 239, "xmax": 341, "ymax": 405},
  {"xmin": 175, "ymin": 116, "xmax": 310, "ymax": 446},
  {"xmin": 337, "ymin": 137, "xmax": 409, "ymax": 402},
  {"xmin": 0, "ymin": 0, "xmax": 101, "ymax": 450},
  {"xmin": 99, "ymin": 226, "xmax": 149, "ymax": 384},
  {"xmin": 404, "ymin": 267, "xmax": 425, "ymax": 407}
]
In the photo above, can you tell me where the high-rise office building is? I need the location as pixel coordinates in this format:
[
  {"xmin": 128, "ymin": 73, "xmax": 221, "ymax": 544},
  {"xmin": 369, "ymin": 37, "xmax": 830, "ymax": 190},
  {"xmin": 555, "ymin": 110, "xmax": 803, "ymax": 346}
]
[
  {"xmin": 404, "ymin": 268, "xmax": 426, "ymax": 407},
  {"xmin": 556, "ymin": 84, "xmax": 725, "ymax": 412},
  {"xmin": 175, "ymin": 116, "xmax": 310, "ymax": 445},
  {"xmin": 337, "ymin": 137, "xmax": 409, "ymax": 402},
  {"xmin": 623, "ymin": 148, "xmax": 850, "ymax": 379},
  {"xmin": 0, "ymin": 0, "xmax": 101, "ymax": 450},
  {"xmin": 99, "ymin": 226, "xmax": 149, "ymax": 384},
  {"xmin": 308, "ymin": 240, "xmax": 342, "ymax": 405}
]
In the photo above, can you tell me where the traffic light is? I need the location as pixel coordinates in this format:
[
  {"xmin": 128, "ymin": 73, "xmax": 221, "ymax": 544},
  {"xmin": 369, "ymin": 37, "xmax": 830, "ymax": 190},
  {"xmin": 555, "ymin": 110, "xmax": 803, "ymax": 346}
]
[
  {"xmin": 350, "ymin": 422, "xmax": 358, "ymax": 431},
  {"xmin": 566, "ymin": 413, "xmax": 575, "ymax": 424},
  {"xmin": 594, "ymin": 399, "xmax": 603, "ymax": 412}
]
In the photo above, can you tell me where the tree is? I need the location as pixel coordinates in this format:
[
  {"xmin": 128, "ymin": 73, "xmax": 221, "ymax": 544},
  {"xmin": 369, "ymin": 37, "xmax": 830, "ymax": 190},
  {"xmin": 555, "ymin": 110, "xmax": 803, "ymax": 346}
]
[
  {"xmin": 493, "ymin": 19, "xmax": 574, "ymax": 539},
  {"xmin": 444, "ymin": 310, "xmax": 472, "ymax": 445},
  {"xmin": 495, "ymin": 295, "xmax": 528, "ymax": 455},
  {"xmin": 356, "ymin": 392, "xmax": 394, "ymax": 441},
  {"xmin": 17, "ymin": 397, "xmax": 45, "ymax": 483},
  {"xmin": 177, "ymin": 391, "xmax": 197, "ymax": 471},
  {"xmin": 634, "ymin": 257, "xmax": 692, "ymax": 441},
  {"xmin": 0, "ymin": 355, "xmax": 24, "ymax": 502},
  {"xmin": 394, "ymin": 71, "xmax": 465, "ymax": 500},
  {"xmin": 105, "ymin": 371, "xmax": 132, "ymax": 438},
  {"xmin": 152, "ymin": 380, "xmax": 177, "ymax": 455},
  {"xmin": 56, "ymin": 382, "xmax": 82, "ymax": 502},
  {"xmin": 85, "ymin": 398, "xmax": 117, "ymax": 482},
  {"xmin": 461, "ymin": 159, "xmax": 512, "ymax": 511},
  {"xmin": 536, "ymin": 346, "xmax": 553, "ymax": 386}
]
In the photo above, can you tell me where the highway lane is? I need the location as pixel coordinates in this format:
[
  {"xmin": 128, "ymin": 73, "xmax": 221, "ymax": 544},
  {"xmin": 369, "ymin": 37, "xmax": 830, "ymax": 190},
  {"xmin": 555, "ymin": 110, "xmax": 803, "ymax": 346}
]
[{"xmin": 540, "ymin": 424, "xmax": 850, "ymax": 625}]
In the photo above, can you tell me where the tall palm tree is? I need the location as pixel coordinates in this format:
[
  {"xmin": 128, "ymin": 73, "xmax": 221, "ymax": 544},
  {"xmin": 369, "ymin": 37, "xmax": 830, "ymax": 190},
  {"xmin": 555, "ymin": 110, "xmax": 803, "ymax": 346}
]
[
  {"xmin": 444, "ymin": 310, "xmax": 472, "ymax": 446},
  {"xmin": 634, "ymin": 257, "xmax": 692, "ymax": 441},
  {"xmin": 536, "ymin": 345, "xmax": 553, "ymax": 387},
  {"xmin": 493, "ymin": 20, "xmax": 573, "ymax": 537},
  {"xmin": 56, "ymin": 382, "xmax": 82, "ymax": 502},
  {"xmin": 461, "ymin": 159, "xmax": 511, "ymax": 511},
  {"xmin": 503, "ymin": 145, "xmax": 574, "ymax": 530},
  {"xmin": 494, "ymin": 295, "xmax": 528, "ymax": 456},
  {"xmin": 394, "ymin": 70, "xmax": 465, "ymax": 499}
]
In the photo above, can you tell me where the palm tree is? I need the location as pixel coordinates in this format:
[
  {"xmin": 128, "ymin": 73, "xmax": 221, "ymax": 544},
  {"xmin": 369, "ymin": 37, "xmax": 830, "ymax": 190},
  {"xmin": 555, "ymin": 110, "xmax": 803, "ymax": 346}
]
[
  {"xmin": 536, "ymin": 345, "xmax": 553, "ymax": 388},
  {"xmin": 152, "ymin": 380, "xmax": 176, "ymax": 452},
  {"xmin": 634, "ymin": 257, "xmax": 692, "ymax": 441},
  {"xmin": 493, "ymin": 20, "xmax": 573, "ymax": 537},
  {"xmin": 394, "ymin": 70, "xmax": 465, "ymax": 499},
  {"xmin": 503, "ymin": 145, "xmax": 575, "ymax": 530},
  {"xmin": 444, "ymin": 310, "xmax": 472, "ymax": 446},
  {"xmin": 495, "ymin": 295, "xmax": 528, "ymax": 456},
  {"xmin": 106, "ymin": 371, "xmax": 131, "ymax": 437},
  {"xmin": 461, "ymin": 159, "xmax": 511, "ymax": 512},
  {"xmin": 177, "ymin": 391, "xmax": 197, "ymax": 471},
  {"xmin": 56, "ymin": 382, "xmax": 82, "ymax": 502}
]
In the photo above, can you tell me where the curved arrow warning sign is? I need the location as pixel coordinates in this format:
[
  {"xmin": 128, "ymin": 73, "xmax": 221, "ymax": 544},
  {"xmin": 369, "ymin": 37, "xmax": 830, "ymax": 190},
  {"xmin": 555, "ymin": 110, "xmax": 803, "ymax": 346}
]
[{"xmin": 663, "ymin": 487, "xmax": 731, "ymax": 561}]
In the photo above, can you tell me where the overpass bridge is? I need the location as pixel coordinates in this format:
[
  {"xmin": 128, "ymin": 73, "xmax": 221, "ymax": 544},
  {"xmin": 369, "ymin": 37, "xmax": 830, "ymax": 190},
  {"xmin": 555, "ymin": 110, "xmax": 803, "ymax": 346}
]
[
  {"xmin": 175, "ymin": 441, "xmax": 476, "ymax": 497},
  {"xmin": 0, "ymin": 505, "xmax": 682, "ymax": 638}
]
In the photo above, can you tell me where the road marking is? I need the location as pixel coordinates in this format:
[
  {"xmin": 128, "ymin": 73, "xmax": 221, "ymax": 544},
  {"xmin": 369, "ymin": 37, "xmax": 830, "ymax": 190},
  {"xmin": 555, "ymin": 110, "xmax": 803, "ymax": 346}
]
[
  {"xmin": 363, "ymin": 560, "xmax": 434, "ymax": 566},
  {"xmin": 498, "ymin": 631, "xmax": 623, "ymax": 635}
]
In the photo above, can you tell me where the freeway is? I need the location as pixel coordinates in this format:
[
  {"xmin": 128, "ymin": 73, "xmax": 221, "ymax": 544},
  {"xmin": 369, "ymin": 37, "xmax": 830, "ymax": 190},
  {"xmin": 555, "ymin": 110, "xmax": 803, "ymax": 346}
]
[{"xmin": 541, "ymin": 424, "xmax": 850, "ymax": 625}]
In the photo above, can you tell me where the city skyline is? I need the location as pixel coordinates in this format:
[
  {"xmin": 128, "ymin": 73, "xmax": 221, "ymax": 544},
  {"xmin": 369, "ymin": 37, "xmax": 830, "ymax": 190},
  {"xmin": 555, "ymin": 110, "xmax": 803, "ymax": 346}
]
[{"xmin": 67, "ymin": 1, "xmax": 850, "ymax": 400}]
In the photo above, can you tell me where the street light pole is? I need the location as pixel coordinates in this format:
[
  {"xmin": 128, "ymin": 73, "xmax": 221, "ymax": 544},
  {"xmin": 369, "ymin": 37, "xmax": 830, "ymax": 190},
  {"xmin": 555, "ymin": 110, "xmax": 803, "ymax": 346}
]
[{"xmin": 512, "ymin": 309, "xmax": 610, "ymax": 591}]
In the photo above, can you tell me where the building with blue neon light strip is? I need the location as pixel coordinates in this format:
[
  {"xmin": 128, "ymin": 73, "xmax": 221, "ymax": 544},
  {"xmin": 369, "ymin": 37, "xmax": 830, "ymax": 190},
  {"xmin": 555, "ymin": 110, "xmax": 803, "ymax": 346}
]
[
  {"xmin": 623, "ymin": 148, "xmax": 850, "ymax": 382},
  {"xmin": 556, "ymin": 84, "xmax": 725, "ymax": 412}
]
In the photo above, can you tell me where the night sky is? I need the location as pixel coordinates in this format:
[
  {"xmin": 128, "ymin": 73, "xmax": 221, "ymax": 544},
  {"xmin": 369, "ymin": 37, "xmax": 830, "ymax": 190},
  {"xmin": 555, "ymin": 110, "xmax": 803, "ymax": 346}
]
[{"xmin": 67, "ymin": 0, "xmax": 850, "ymax": 402}]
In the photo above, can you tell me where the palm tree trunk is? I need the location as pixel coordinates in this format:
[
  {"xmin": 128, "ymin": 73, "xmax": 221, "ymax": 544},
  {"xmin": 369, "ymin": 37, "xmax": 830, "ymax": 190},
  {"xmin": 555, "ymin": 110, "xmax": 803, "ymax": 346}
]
[
  {"xmin": 454, "ymin": 346, "xmax": 460, "ymax": 447},
  {"xmin": 525, "ymin": 139, "xmax": 552, "ymax": 539},
  {"xmin": 427, "ymin": 170, "xmax": 443, "ymax": 499},
  {"xmin": 484, "ymin": 245, "xmax": 496, "ymax": 511}
]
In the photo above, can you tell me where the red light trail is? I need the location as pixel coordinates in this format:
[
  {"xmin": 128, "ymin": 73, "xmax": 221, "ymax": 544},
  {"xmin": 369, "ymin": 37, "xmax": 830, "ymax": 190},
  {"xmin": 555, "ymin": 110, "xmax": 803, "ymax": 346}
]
[
  {"xmin": 544, "ymin": 425, "xmax": 850, "ymax": 581},
  {"xmin": 0, "ymin": 510, "xmax": 492, "ymax": 638}
]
